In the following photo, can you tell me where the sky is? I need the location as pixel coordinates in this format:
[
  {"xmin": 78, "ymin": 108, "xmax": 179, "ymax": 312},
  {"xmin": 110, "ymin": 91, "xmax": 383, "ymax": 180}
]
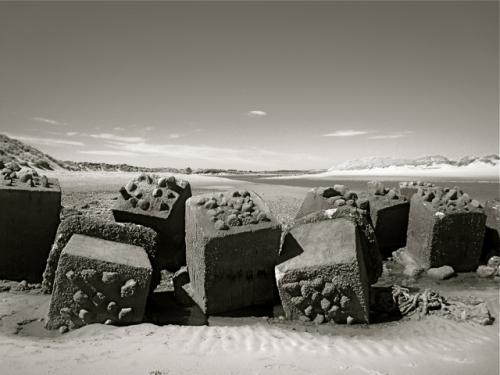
[{"xmin": 0, "ymin": 1, "xmax": 498, "ymax": 170}]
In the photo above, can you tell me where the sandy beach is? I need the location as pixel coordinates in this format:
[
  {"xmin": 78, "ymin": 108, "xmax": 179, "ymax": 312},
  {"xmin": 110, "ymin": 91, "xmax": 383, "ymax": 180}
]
[{"xmin": 0, "ymin": 171, "xmax": 498, "ymax": 375}]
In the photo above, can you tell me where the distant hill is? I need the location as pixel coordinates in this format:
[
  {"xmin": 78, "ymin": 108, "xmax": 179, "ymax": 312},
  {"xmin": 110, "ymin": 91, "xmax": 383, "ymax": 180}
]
[
  {"xmin": 0, "ymin": 134, "xmax": 180, "ymax": 173},
  {"xmin": 330, "ymin": 154, "xmax": 500, "ymax": 171}
]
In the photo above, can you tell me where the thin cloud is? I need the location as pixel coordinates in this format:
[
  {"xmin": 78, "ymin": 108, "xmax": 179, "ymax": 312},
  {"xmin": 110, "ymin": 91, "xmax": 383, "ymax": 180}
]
[
  {"xmin": 90, "ymin": 133, "xmax": 145, "ymax": 143},
  {"xmin": 31, "ymin": 117, "xmax": 66, "ymax": 126},
  {"xmin": 66, "ymin": 132, "xmax": 79, "ymax": 136},
  {"xmin": 322, "ymin": 130, "xmax": 369, "ymax": 137},
  {"xmin": 169, "ymin": 133, "xmax": 181, "ymax": 139},
  {"xmin": 5, "ymin": 133, "xmax": 84, "ymax": 147},
  {"xmin": 106, "ymin": 140, "xmax": 322, "ymax": 167},
  {"xmin": 368, "ymin": 131, "xmax": 414, "ymax": 140},
  {"xmin": 247, "ymin": 110, "xmax": 267, "ymax": 118},
  {"xmin": 113, "ymin": 127, "xmax": 125, "ymax": 131}
]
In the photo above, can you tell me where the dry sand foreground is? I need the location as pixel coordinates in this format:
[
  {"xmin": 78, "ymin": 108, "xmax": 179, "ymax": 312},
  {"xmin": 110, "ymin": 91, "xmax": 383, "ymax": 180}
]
[{"xmin": 0, "ymin": 172, "xmax": 499, "ymax": 375}]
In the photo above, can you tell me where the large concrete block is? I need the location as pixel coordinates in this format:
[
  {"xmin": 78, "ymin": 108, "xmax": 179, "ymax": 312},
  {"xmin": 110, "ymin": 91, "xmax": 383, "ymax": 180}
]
[
  {"xmin": 367, "ymin": 183, "xmax": 409, "ymax": 257},
  {"xmin": 185, "ymin": 190, "xmax": 281, "ymax": 314},
  {"xmin": 41, "ymin": 215, "xmax": 159, "ymax": 294},
  {"xmin": 46, "ymin": 234, "xmax": 152, "ymax": 330},
  {"xmin": 276, "ymin": 218, "xmax": 371, "ymax": 324},
  {"xmin": 0, "ymin": 168, "xmax": 61, "ymax": 282},
  {"xmin": 482, "ymin": 200, "xmax": 500, "ymax": 261},
  {"xmin": 406, "ymin": 187, "xmax": 486, "ymax": 272},
  {"xmin": 295, "ymin": 185, "xmax": 360, "ymax": 219},
  {"xmin": 112, "ymin": 174, "xmax": 192, "ymax": 271}
]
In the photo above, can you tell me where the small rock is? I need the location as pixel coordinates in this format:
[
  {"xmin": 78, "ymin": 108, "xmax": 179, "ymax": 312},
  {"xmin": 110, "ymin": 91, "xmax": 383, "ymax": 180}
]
[
  {"xmin": 320, "ymin": 298, "xmax": 331, "ymax": 311},
  {"xmin": 487, "ymin": 256, "xmax": 500, "ymax": 268},
  {"xmin": 476, "ymin": 265, "xmax": 496, "ymax": 278},
  {"xmin": 119, "ymin": 186, "xmax": 131, "ymax": 200},
  {"xmin": 73, "ymin": 290, "xmax": 89, "ymax": 305},
  {"xmin": 157, "ymin": 177, "xmax": 167, "ymax": 188},
  {"xmin": 152, "ymin": 188, "xmax": 162, "ymax": 198},
  {"xmin": 346, "ymin": 316, "xmax": 354, "ymax": 325},
  {"xmin": 304, "ymin": 305, "xmax": 313, "ymax": 317},
  {"xmin": 427, "ymin": 266, "xmax": 455, "ymax": 280},
  {"xmin": 59, "ymin": 325, "xmax": 69, "ymax": 334},
  {"xmin": 313, "ymin": 314, "xmax": 325, "ymax": 324},
  {"xmin": 333, "ymin": 199, "xmax": 346, "ymax": 207},
  {"xmin": 107, "ymin": 301, "xmax": 118, "ymax": 313}
]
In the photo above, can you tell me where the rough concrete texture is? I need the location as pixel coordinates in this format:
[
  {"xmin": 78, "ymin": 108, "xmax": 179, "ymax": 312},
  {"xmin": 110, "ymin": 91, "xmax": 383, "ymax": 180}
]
[
  {"xmin": 46, "ymin": 234, "xmax": 152, "ymax": 330},
  {"xmin": 406, "ymin": 186, "xmax": 486, "ymax": 272},
  {"xmin": 0, "ymin": 168, "xmax": 61, "ymax": 282},
  {"xmin": 367, "ymin": 182, "xmax": 410, "ymax": 258},
  {"xmin": 276, "ymin": 218, "xmax": 371, "ymax": 324},
  {"xmin": 112, "ymin": 174, "xmax": 192, "ymax": 271},
  {"xmin": 289, "ymin": 207, "xmax": 382, "ymax": 285},
  {"xmin": 41, "ymin": 215, "xmax": 159, "ymax": 294},
  {"xmin": 482, "ymin": 200, "xmax": 500, "ymax": 262},
  {"xmin": 398, "ymin": 181, "xmax": 436, "ymax": 201},
  {"xmin": 295, "ymin": 185, "xmax": 361, "ymax": 219},
  {"xmin": 185, "ymin": 190, "xmax": 281, "ymax": 314}
]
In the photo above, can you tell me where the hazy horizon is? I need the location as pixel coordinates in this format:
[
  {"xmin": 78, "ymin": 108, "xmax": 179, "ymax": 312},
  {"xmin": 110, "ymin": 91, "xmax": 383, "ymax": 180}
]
[{"xmin": 1, "ymin": 1, "xmax": 498, "ymax": 170}]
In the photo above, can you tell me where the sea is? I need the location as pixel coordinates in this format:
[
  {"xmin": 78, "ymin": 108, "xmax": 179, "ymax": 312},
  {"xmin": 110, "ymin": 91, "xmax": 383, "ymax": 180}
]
[{"xmin": 225, "ymin": 175, "xmax": 500, "ymax": 203}]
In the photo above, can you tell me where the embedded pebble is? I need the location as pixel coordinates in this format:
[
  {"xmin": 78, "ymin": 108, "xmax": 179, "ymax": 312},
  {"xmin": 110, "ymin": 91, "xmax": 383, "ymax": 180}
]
[
  {"xmin": 119, "ymin": 186, "xmax": 131, "ymax": 200},
  {"xmin": 138, "ymin": 199, "xmax": 150, "ymax": 210},
  {"xmin": 73, "ymin": 290, "xmax": 89, "ymax": 305},
  {"xmin": 214, "ymin": 220, "xmax": 229, "ymax": 230},
  {"xmin": 65, "ymin": 270, "xmax": 76, "ymax": 281},
  {"xmin": 346, "ymin": 316, "xmax": 354, "ymax": 325},
  {"xmin": 157, "ymin": 177, "xmax": 167, "ymax": 188},
  {"xmin": 102, "ymin": 272, "xmax": 119, "ymax": 284},
  {"xmin": 92, "ymin": 292, "xmax": 106, "ymax": 306},
  {"xmin": 80, "ymin": 268, "xmax": 97, "ymax": 282},
  {"xmin": 107, "ymin": 301, "xmax": 118, "ymax": 313},
  {"xmin": 60, "ymin": 307, "xmax": 72, "ymax": 319},
  {"xmin": 313, "ymin": 313, "xmax": 325, "ymax": 324},
  {"xmin": 59, "ymin": 325, "xmax": 69, "ymax": 334},
  {"xmin": 152, "ymin": 188, "xmax": 162, "ymax": 198},
  {"xmin": 79, "ymin": 309, "xmax": 91, "ymax": 322},
  {"xmin": 118, "ymin": 307, "xmax": 133, "ymax": 320},
  {"xmin": 121, "ymin": 279, "xmax": 137, "ymax": 298},
  {"xmin": 304, "ymin": 305, "xmax": 313, "ymax": 317},
  {"xmin": 159, "ymin": 201, "xmax": 169, "ymax": 211}
]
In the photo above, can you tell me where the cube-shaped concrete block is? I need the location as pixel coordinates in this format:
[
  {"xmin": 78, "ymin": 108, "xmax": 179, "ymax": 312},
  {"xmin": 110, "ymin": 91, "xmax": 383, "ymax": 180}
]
[
  {"xmin": 482, "ymin": 200, "xmax": 500, "ymax": 261},
  {"xmin": 112, "ymin": 174, "xmax": 192, "ymax": 271},
  {"xmin": 368, "ymin": 194, "xmax": 409, "ymax": 257},
  {"xmin": 276, "ymin": 218, "xmax": 370, "ymax": 324},
  {"xmin": 295, "ymin": 185, "xmax": 360, "ymax": 219},
  {"xmin": 41, "ymin": 215, "xmax": 159, "ymax": 294},
  {"xmin": 0, "ymin": 170, "xmax": 61, "ymax": 282},
  {"xmin": 406, "ymin": 188, "xmax": 486, "ymax": 272},
  {"xmin": 185, "ymin": 190, "xmax": 281, "ymax": 314},
  {"xmin": 46, "ymin": 234, "xmax": 152, "ymax": 330}
]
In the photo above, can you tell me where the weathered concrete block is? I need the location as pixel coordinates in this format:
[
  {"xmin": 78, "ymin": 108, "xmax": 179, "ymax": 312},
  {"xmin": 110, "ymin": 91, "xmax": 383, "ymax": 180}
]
[
  {"xmin": 276, "ymin": 218, "xmax": 371, "ymax": 324},
  {"xmin": 482, "ymin": 200, "xmax": 500, "ymax": 261},
  {"xmin": 406, "ymin": 187, "xmax": 486, "ymax": 272},
  {"xmin": 185, "ymin": 190, "xmax": 281, "ymax": 314},
  {"xmin": 46, "ymin": 234, "xmax": 152, "ymax": 330},
  {"xmin": 41, "ymin": 215, "xmax": 159, "ymax": 294},
  {"xmin": 0, "ymin": 170, "xmax": 61, "ymax": 282},
  {"xmin": 398, "ymin": 181, "xmax": 435, "ymax": 201},
  {"xmin": 112, "ymin": 174, "xmax": 192, "ymax": 271},
  {"xmin": 295, "ymin": 185, "xmax": 360, "ymax": 219},
  {"xmin": 367, "ymin": 183, "xmax": 409, "ymax": 257}
]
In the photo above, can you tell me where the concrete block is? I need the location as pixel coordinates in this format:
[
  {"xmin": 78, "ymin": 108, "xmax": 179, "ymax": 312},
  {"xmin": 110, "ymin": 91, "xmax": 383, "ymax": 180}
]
[
  {"xmin": 482, "ymin": 200, "xmax": 500, "ymax": 261},
  {"xmin": 112, "ymin": 174, "xmax": 191, "ymax": 271},
  {"xmin": 406, "ymin": 187, "xmax": 486, "ymax": 272},
  {"xmin": 295, "ymin": 185, "xmax": 360, "ymax": 219},
  {"xmin": 46, "ymin": 234, "xmax": 152, "ymax": 330},
  {"xmin": 398, "ymin": 181, "xmax": 435, "ymax": 201},
  {"xmin": 367, "ymin": 191, "xmax": 409, "ymax": 257},
  {"xmin": 41, "ymin": 215, "xmax": 159, "ymax": 294},
  {"xmin": 0, "ymin": 171, "xmax": 61, "ymax": 282},
  {"xmin": 185, "ymin": 190, "xmax": 281, "ymax": 314},
  {"xmin": 276, "ymin": 218, "xmax": 371, "ymax": 324}
]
